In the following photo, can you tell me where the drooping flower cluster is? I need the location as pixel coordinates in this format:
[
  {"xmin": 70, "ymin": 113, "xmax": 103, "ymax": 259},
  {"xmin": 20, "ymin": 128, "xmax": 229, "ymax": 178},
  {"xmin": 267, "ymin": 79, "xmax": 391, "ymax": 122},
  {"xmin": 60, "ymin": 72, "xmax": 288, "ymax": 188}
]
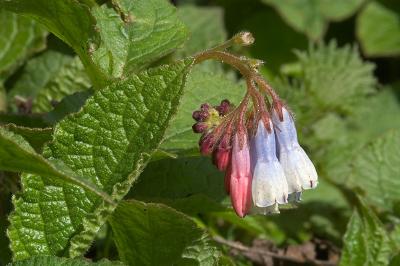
[
  {"xmin": 192, "ymin": 93, "xmax": 318, "ymax": 217},
  {"xmin": 191, "ymin": 31, "xmax": 318, "ymax": 217}
]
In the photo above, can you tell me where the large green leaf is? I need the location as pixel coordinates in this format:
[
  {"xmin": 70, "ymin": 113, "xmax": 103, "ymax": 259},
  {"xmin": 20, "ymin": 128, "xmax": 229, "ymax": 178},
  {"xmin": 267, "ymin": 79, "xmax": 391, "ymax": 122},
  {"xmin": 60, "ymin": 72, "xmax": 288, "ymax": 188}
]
[
  {"xmin": 340, "ymin": 197, "xmax": 394, "ymax": 266},
  {"xmin": 0, "ymin": 0, "xmax": 188, "ymax": 87},
  {"xmin": 0, "ymin": 127, "xmax": 111, "ymax": 202},
  {"xmin": 160, "ymin": 66, "xmax": 245, "ymax": 154},
  {"xmin": 109, "ymin": 200, "xmax": 221, "ymax": 265},
  {"xmin": 8, "ymin": 59, "xmax": 193, "ymax": 260},
  {"xmin": 0, "ymin": 9, "xmax": 46, "ymax": 80},
  {"xmin": 260, "ymin": 0, "xmax": 364, "ymax": 40},
  {"xmin": 9, "ymin": 256, "xmax": 125, "ymax": 266},
  {"xmin": 348, "ymin": 130, "xmax": 400, "ymax": 213},
  {"xmin": 357, "ymin": 1, "xmax": 400, "ymax": 57}
]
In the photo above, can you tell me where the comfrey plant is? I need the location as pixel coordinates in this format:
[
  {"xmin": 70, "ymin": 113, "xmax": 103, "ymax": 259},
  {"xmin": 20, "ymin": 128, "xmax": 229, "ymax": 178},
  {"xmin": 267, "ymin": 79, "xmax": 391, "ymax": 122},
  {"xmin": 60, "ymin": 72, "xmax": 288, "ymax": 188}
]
[{"xmin": 192, "ymin": 32, "xmax": 318, "ymax": 217}]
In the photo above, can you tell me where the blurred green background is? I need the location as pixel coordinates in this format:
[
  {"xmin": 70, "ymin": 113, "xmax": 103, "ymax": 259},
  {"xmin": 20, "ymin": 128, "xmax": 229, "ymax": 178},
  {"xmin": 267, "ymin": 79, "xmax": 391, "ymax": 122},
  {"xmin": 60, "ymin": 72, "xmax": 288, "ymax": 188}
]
[{"xmin": 0, "ymin": 0, "xmax": 399, "ymax": 265}]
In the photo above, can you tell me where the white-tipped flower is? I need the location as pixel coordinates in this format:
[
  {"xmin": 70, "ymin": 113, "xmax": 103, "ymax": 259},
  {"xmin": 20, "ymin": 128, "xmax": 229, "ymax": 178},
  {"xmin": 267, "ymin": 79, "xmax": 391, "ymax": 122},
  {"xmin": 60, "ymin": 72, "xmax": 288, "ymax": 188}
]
[
  {"xmin": 272, "ymin": 107, "xmax": 318, "ymax": 193},
  {"xmin": 251, "ymin": 120, "xmax": 289, "ymax": 208}
]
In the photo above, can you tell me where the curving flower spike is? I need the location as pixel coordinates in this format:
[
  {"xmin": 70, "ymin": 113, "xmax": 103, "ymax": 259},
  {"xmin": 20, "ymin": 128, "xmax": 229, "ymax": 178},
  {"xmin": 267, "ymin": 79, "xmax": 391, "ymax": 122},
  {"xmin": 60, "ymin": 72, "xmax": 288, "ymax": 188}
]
[
  {"xmin": 229, "ymin": 133, "xmax": 252, "ymax": 217},
  {"xmin": 251, "ymin": 120, "xmax": 288, "ymax": 208},
  {"xmin": 272, "ymin": 106, "xmax": 318, "ymax": 193}
]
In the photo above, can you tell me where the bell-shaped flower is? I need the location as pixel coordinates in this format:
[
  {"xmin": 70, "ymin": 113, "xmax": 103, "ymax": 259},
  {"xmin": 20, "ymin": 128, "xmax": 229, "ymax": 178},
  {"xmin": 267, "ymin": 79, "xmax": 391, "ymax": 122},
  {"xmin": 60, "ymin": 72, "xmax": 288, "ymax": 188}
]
[
  {"xmin": 228, "ymin": 133, "xmax": 252, "ymax": 217},
  {"xmin": 272, "ymin": 106, "xmax": 318, "ymax": 193},
  {"xmin": 251, "ymin": 120, "xmax": 288, "ymax": 209}
]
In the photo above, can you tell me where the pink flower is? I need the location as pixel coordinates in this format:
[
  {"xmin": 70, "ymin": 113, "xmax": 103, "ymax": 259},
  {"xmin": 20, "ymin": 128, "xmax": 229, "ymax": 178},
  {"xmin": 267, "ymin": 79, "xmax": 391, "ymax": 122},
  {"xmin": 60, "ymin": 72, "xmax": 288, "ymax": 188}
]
[{"xmin": 228, "ymin": 133, "xmax": 252, "ymax": 217}]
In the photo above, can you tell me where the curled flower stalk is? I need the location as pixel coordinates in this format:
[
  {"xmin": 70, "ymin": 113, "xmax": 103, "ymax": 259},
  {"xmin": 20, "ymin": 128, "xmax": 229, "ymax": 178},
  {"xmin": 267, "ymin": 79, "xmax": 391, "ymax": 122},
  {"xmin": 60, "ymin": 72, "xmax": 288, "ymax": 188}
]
[{"xmin": 191, "ymin": 32, "xmax": 318, "ymax": 217}]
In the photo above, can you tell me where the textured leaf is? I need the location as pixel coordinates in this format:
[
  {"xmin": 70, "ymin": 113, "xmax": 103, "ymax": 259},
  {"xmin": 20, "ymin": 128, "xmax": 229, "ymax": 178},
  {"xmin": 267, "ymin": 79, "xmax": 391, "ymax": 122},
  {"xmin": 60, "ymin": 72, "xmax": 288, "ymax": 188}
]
[
  {"xmin": 0, "ymin": 9, "xmax": 46, "ymax": 80},
  {"xmin": 8, "ymin": 59, "xmax": 193, "ymax": 260},
  {"xmin": 33, "ymin": 57, "xmax": 91, "ymax": 113},
  {"xmin": 261, "ymin": 0, "xmax": 364, "ymax": 40},
  {"xmin": 9, "ymin": 50, "xmax": 74, "ymax": 102},
  {"xmin": 357, "ymin": 1, "xmax": 400, "ymax": 57},
  {"xmin": 9, "ymin": 256, "xmax": 125, "ymax": 266},
  {"xmin": 295, "ymin": 41, "xmax": 375, "ymax": 112},
  {"xmin": 2, "ymin": 124, "xmax": 52, "ymax": 152},
  {"xmin": 340, "ymin": 197, "xmax": 394, "ymax": 266},
  {"xmin": 0, "ymin": 127, "xmax": 111, "ymax": 202},
  {"xmin": 0, "ymin": 0, "xmax": 188, "ymax": 87},
  {"xmin": 109, "ymin": 200, "xmax": 221, "ymax": 266},
  {"xmin": 160, "ymin": 66, "xmax": 245, "ymax": 153},
  {"xmin": 348, "ymin": 130, "xmax": 400, "ymax": 213}
]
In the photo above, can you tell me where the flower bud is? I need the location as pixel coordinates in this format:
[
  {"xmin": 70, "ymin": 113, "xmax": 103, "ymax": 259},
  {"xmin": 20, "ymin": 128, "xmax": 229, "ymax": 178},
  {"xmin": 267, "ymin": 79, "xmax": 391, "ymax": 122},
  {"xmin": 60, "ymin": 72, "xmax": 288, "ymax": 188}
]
[
  {"xmin": 212, "ymin": 137, "xmax": 231, "ymax": 171},
  {"xmin": 215, "ymin": 99, "xmax": 231, "ymax": 116},
  {"xmin": 229, "ymin": 133, "xmax": 252, "ymax": 217},
  {"xmin": 234, "ymin": 31, "xmax": 255, "ymax": 46},
  {"xmin": 199, "ymin": 134, "xmax": 214, "ymax": 155},
  {"xmin": 192, "ymin": 110, "xmax": 208, "ymax": 122},
  {"xmin": 192, "ymin": 122, "xmax": 208, "ymax": 133}
]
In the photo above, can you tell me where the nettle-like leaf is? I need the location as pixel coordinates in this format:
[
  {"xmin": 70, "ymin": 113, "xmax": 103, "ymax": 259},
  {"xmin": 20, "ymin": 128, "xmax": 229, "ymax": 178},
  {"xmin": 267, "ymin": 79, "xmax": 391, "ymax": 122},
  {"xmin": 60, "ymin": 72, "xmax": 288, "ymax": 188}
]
[
  {"xmin": 0, "ymin": 9, "xmax": 46, "ymax": 80},
  {"xmin": 294, "ymin": 41, "xmax": 375, "ymax": 113},
  {"xmin": 33, "ymin": 57, "xmax": 91, "ymax": 113},
  {"xmin": 0, "ymin": 0, "xmax": 188, "ymax": 87},
  {"xmin": 8, "ymin": 59, "xmax": 193, "ymax": 260},
  {"xmin": 340, "ymin": 197, "xmax": 394, "ymax": 266},
  {"xmin": 260, "ymin": 0, "xmax": 364, "ymax": 40},
  {"xmin": 160, "ymin": 66, "xmax": 245, "ymax": 154},
  {"xmin": 10, "ymin": 256, "xmax": 125, "ymax": 266},
  {"xmin": 109, "ymin": 200, "xmax": 221, "ymax": 265},
  {"xmin": 347, "ymin": 130, "xmax": 400, "ymax": 213},
  {"xmin": 9, "ymin": 50, "xmax": 74, "ymax": 102},
  {"xmin": 0, "ymin": 127, "xmax": 111, "ymax": 202},
  {"xmin": 357, "ymin": 1, "xmax": 400, "ymax": 57},
  {"xmin": 8, "ymin": 49, "xmax": 91, "ymax": 113}
]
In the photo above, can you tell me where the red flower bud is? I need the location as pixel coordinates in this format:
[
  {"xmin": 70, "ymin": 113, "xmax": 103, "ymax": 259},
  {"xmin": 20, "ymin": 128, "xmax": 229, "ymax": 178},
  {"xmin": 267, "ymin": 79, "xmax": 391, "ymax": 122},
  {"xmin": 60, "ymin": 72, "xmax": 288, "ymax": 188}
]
[
  {"xmin": 192, "ymin": 110, "xmax": 209, "ymax": 122},
  {"xmin": 229, "ymin": 133, "xmax": 252, "ymax": 217},
  {"xmin": 199, "ymin": 134, "xmax": 214, "ymax": 155},
  {"xmin": 192, "ymin": 122, "xmax": 208, "ymax": 133}
]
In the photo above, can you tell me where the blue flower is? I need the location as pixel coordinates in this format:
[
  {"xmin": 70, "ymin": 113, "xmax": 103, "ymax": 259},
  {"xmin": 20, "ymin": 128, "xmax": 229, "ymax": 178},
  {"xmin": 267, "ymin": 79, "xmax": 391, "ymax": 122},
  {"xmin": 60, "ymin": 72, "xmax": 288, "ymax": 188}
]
[
  {"xmin": 251, "ymin": 120, "xmax": 288, "ymax": 209},
  {"xmin": 272, "ymin": 107, "xmax": 318, "ymax": 193}
]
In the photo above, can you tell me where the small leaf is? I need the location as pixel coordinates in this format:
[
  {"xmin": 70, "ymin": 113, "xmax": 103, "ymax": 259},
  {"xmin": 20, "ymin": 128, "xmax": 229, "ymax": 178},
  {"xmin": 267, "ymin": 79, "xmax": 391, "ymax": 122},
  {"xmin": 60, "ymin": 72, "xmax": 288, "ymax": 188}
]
[
  {"xmin": 357, "ymin": 1, "xmax": 400, "ymax": 57},
  {"xmin": 0, "ymin": 127, "xmax": 112, "ymax": 202},
  {"xmin": 261, "ymin": 0, "xmax": 364, "ymax": 40},
  {"xmin": 348, "ymin": 130, "xmax": 400, "ymax": 213},
  {"xmin": 0, "ymin": 9, "xmax": 46, "ymax": 80},
  {"xmin": 109, "ymin": 200, "xmax": 221, "ymax": 266},
  {"xmin": 340, "ymin": 197, "xmax": 394, "ymax": 266},
  {"xmin": 8, "ymin": 59, "xmax": 194, "ymax": 260},
  {"xmin": 9, "ymin": 255, "xmax": 125, "ymax": 266}
]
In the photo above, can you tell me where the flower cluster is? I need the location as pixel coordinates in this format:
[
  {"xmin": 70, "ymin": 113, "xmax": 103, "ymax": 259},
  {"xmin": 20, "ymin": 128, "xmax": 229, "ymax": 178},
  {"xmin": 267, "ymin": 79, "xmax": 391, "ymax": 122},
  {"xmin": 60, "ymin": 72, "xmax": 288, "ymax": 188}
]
[
  {"xmin": 191, "ymin": 32, "xmax": 318, "ymax": 217},
  {"xmin": 192, "ymin": 93, "xmax": 319, "ymax": 218}
]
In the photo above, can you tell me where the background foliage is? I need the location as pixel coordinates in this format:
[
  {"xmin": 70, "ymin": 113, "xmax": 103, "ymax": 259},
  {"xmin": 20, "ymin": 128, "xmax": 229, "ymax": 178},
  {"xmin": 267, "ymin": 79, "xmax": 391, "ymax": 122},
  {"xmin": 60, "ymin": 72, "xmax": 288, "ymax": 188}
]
[{"xmin": 0, "ymin": 0, "xmax": 399, "ymax": 265}]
